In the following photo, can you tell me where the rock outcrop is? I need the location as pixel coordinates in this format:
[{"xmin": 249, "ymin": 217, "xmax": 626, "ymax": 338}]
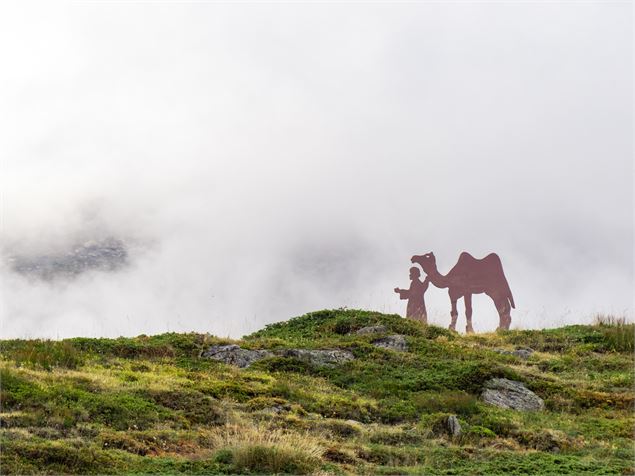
[
  {"xmin": 200, "ymin": 345, "xmax": 273, "ymax": 368},
  {"xmin": 481, "ymin": 378, "xmax": 544, "ymax": 411},
  {"xmin": 277, "ymin": 348, "xmax": 355, "ymax": 367},
  {"xmin": 9, "ymin": 237, "xmax": 128, "ymax": 280},
  {"xmin": 494, "ymin": 347, "xmax": 535, "ymax": 359},
  {"xmin": 432, "ymin": 414, "xmax": 462, "ymax": 438},
  {"xmin": 201, "ymin": 345, "xmax": 354, "ymax": 368},
  {"xmin": 372, "ymin": 334, "xmax": 408, "ymax": 352},
  {"xmin": 355, "ymin": 325, "xmax": 388, "ymax": 335}
]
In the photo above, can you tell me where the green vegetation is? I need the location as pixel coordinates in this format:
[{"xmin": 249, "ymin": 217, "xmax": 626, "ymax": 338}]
[{"xmin": 1, "ymin": 309, "xmax": 633, "ymax": 474}]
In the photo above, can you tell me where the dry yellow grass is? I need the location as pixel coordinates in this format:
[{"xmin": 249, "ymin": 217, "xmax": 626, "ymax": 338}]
[{"xmin": 207, "ymin": 422, "xmax": 325, "ymax": 459}]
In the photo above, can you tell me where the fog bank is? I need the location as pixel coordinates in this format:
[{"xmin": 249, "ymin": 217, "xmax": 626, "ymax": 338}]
[{"xmin": 1, "ymin": 3, "xmax": 632, "ymax": 338}]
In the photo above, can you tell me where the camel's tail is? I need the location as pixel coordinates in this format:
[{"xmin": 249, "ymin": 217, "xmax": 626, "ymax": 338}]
[{"xmin": 503, "ymin": 277, "xmax": 515, "ymax": 309}]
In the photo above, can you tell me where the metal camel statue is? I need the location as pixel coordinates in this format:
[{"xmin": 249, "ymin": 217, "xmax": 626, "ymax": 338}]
[{"xmin": 411, "ymin": 252, "xmax": 515, "ymax": 333}]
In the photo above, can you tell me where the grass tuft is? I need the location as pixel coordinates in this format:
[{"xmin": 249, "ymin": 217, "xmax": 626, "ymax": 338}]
[
  {"xmin": 593, "ymin": 314, "xmax": 635, "ymax": 352},
  {"xmin": 209, "ymin": 423, "xmax": 324, "ymax": 474}
]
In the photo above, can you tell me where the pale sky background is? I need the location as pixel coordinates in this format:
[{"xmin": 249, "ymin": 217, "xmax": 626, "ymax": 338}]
[{"xmin": 1, "ymin": 2, "xmax": 632, "ymax": 338}]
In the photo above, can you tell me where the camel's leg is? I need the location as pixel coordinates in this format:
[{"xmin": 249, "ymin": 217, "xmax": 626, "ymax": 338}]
[
  {"xmin": 494, "ymin": 296, "xmax": 511, "ymax": 331},
  {"xmin": 449, "ymin": 294, "xmax": 458, "ymax": 331},
  {"xmin": 501, "ymin": 299, "xmax": 512, "ymax": 330},
  {"xmin": 420, "ymin": 312, "xmax": 428, "ymax": 326},
  {"xmin": 464, "ymin": 293, "xmax": 474, "ymax": 334}
]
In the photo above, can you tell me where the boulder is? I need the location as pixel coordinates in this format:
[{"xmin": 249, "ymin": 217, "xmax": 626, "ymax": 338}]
[
  {"xmin": 372, "ymin": 334, "xmax": 408, "ymax": 352},
  {"xmin": 279, "ymin": 348, "xmax": 355, "ymax": 367},
  {"xmin": 200, "ymin": 344, "xmax": 273, "ymax": 368},
  {"xmin": 494, "ymin": 347, "xmax": 534, "ymax": 359},
  {"xmin": 481, "ymin": 378, "xmax": 544, "ymax": 411},
  {"xmin": 513, "ymin": 348, "xmax": 535, "ymax": 359},
  {"xmin": 201, "ymin": 345, "xmax": 354, "ymax": 368},
  {"xmin": 446, "ymin": 415, "xmax": 462, "ymax": 437},
  {"xmin": 355, "ymin": 325, "xmax": 388, "ymax": 335},
  {"xmin": 432, "ymin": 414, "xmax": 462, "ymax": 438}
]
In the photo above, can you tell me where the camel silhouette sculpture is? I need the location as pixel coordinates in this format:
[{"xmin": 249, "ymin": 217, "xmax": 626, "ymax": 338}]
[{"xmin": 411, "ymin": 252, "xmax": 515, "ymax": 333}]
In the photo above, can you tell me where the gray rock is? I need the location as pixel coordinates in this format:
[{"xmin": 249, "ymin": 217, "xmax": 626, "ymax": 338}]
[
  {"xmin": 201, "ymin": 345, "xmax": 354, "ymax": 368},
  {"xmin": 355, "ymin": 325, "xmax": 388, "ymax": 335},
  {"xmin": 493, "ymin": 349, "xmax": 511, "ymax": 356},
  {"xmin": 372, "ymin": 334, "xmax": 408, "ymax": 352},
  {"xmin": 432, "ymin": 414, "xmax": 462, "ymax": 438},
  {"xmin": 494, "ymin": 347, "xmax": 534, "ymax": 359},
  {"xmin": 279, "ymin": 348, "xmax": 355, "ymax": 367},
  {"xmin": 446, "ymin": 415, "xmax": 462, "ymax": 437},
  {"xmin": 9, "ymin": 237, "xmax": 128, "ymax": 281},
  {"xmin": 261, "ymin": 404, "xmax": 287, "ymax": 414},
  {"xmin": 201, "ymin": 344, "xmax": 273, "ymax": 368},
  {"xmin": 513, "ymin": 348, "xmax": 535, "ymax": 359},
  {"xmin": 481, "ymin": 378, "xmax": 544, "ymax": 411},
  {"xmin": 345, "ymin": 419, "xmax": 362, "ymax": 426}
]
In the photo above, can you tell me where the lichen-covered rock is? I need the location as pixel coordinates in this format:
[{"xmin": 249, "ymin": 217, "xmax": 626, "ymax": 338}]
[
  {"xmin": 513, "ymin": 348, "xmax": 535, "ymax": 359},
  {"xmin": 482, "ymin": 378, "xmax": 544, "ymax": 411},
  {"xmin": 432, "ymin": 414, "xmax": 462, "ymax": 438},
  {"xmin": 355, "ymin": 325, "xmax": 388, "ymax": 335},
  {"xmin": 514, "ymin": 428, "xmax": 570, "ymax": 452},
  {"xmin": 201, "ymin": 345, "xmax": 354, "ymax": 368},
  {"xmin": 372, "ymin": 334, "xmax": 408, "ymax": 352},
  {"xmin": 446, "ymin": 415, "xmax": 462, "ymax": 437},
  {"xmin": 279, "ymin": 348, "xmax": 355, "ymax": 367},
  {"xmin": 494, "ymin": 347, "xmax": 535, "ymax": 359},
  {"xmin": 200, "ymin": 344, "xmax": 273, "ymax": 368}
]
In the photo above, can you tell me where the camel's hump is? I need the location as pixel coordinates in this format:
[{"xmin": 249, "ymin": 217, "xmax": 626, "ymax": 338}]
[{"xmin": 458, "ymin": 252, "xmax": 502, "ymax": 264}]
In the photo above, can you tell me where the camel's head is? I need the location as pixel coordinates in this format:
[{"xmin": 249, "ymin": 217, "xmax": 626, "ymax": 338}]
[{"xmin": 411, "ymin": 252, "xmax": 436, "ymax": 275}]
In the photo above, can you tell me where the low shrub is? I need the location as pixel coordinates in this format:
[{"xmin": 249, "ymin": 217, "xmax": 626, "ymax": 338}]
[
  {"xmin": 356, "ymin": 445, "xmax": 418, "ymax": 466},
  {"xmin": 144, "ymin": 389, "xmax": 226, "ymax": 426},
  {"xmin": 85, "ymin": 392, "xmax": 170, "ymax": 430},
  {"xmin": 323, "ymin": 446, "xmax": 356, "ymax": 464},
  {"xmin": 251, "ymin": 356, "xmax": 315, "ymax": 374},
  {"xmin": 1, "ymin": 439, "xmax": 114, "ymax": 474},
  {"xmin": 230, "ymin": 444, "xmax": 320, "ymax": 474},
  {"xmin": 369, "ymin": 427, "xmax": 425, "ymax": 445},
  {"xmin": 1, "ymin": 340, "xmax": 84, "ymax": 370},
  {"xmin": 469, "ymin": 413, "xmax": 518, "ymax": 437},
  {"xmin": 0, "ymin": 368, "xmax": 46, "ymax": 409},
  {"xmin": 246, "ymin": 396, "xmax": 290, "ymax": 411},
  {"xmin": 376, "ymin": 398, "xmax": 417, "ymax": 423},
  {"xmin": 317, "ymin": 419, "xmax": 362, "ymax": 438},
  {"xmin": 412, "ymin": 390, "xmax": 480, "ymax": 416},
  {"xmin": 98, "ymin": 431, "xmax": 150, "ymax": 455},
  {"xmin": 513, "ymin": 429, "xmax": 573, "ymax": 452},
  {"xmin": 465, "ymin": 425, "xmax": 496, "ymax": 439}
]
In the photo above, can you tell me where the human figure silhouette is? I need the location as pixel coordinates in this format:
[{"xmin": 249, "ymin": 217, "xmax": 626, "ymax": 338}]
[{"xmin": 394, "ymin": 266, "xmax": 429, "ymax": 324}]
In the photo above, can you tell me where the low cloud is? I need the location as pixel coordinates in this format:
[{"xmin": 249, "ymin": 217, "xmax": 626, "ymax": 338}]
[{"xmin": 1, "ymin": 3, "xmax": 632, "ymax": 338}]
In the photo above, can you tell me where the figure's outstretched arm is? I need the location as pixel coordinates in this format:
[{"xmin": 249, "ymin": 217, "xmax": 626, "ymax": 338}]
[{"xmin": 394, "ymin": 287, "xmax": 409, "ymax": 299}]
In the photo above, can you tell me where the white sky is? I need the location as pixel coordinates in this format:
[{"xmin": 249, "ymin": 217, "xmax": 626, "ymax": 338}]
[{"xmin": 1, "ymin": 2, "xmax": 632, "ymax": 338}]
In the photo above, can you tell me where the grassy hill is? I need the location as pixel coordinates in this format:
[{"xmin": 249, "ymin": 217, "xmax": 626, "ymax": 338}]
[{"xmin": 1, "ymin": 309, "xmax": 633, "ymax": 475}]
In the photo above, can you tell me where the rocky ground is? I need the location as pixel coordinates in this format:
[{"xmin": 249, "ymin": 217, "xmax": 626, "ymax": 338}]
[
  {"xmin": 1, "ymin": 309, "xmax": 633, "ymax": 474},
  {"xmin": 7, "ymin": 237, "xmax": 128, "ymax": 280}
]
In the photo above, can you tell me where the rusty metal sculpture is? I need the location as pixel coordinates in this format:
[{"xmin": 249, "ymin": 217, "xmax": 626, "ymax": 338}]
[
  {"xmin": 411, "ymin": 252, "xmax": 514, "ymax": 333},
  {"xmin": 394, "ymin": 266, "xmax": 429, "ymax": 324}
]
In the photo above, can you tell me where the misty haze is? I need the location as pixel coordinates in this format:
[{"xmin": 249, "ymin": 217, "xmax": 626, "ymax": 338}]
[{"xmin": 1, "ymin": 2, "xmax": 632, "ymax": 339}]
